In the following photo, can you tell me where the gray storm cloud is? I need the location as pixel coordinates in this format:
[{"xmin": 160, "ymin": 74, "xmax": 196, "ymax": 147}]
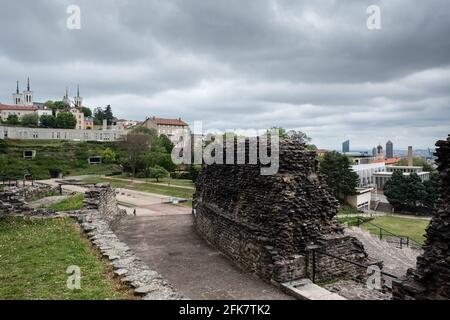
[{"xmin": 0, "ymin": 0, "xmax": 449, "ymax": 149}]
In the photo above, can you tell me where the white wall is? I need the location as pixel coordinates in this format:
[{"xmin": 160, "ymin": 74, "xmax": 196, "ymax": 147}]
[{"xmin": 0, "ymin": 125, "xmax": 127, "ymax": 142}]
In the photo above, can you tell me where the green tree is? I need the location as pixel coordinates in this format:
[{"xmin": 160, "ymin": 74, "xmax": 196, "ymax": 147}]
[
  {"xmin": 319, "ymin": 151, "xmax": 359, "ymax": 198},
  {"xmin": 39, "ymin": 115, "xmax": 56, "ymax": 128},
  {"xmin": 122, "ymin": 133, "xmax": 150, "ymax": 176},
  {"xmin": 55, "ymin": 112, "xmax": 77, "ymax": 129},
  {"xmin": 132, "ymin": 127, "xmax": 158, "ymax": 146},
  {"xmin": 384, "ymin": 171, "xmax": 407, "ymax": 209},
  {"xmin": 93, "ymin": 107, "xmax": 104, "ymax": 125},
  {"xmin": 157, "ymin": 134, "xmax": 174, "ymax": 153},
  {"xmin": 149, "ymin": 165, "xmax": 169, "ymax": 182},
  {"xmin": 141, "ymin": 151, "xmax": 176, "ymax": 174},
  {"xmin": 423, "ymin": 172, "xmax": 439, "ymax": 209},
  {"xmin": 287, "ymin": 130, "xmax": 312, "ymax": 144},
  {"xmin": 80, "ymin": 106, "xmax": 92, "ymax": 118},
  {"xmin": 267, "ymin": 127, "xmax": 288, "ymax": 138},
  {"xmin": 405, "ymin": 173, "xmax": 427, "ymax": 207},
  {"xmin": 6, "ymin": 114, "xmax": 20, "ymax": 125},
  {"xmin": 104, "ymin": 105, "xmax": 114, "ymax": 124},
  {"xmin": 385, "ymin": 171, "xmax": 435, "ymax": 211},
  {"xmin": 102, "ymin": 148, "xmax": 116, "ymax": 164},
  {"xmin": 46, "ymin": 100, "xmax": 69, "ymax": 115},
  {"xmin": 21, "ymin": 113, "xmax": 39, "ymax": 127}
]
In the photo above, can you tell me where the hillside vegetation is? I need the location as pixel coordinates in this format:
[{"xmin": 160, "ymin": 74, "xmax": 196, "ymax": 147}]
[{"xmin": 0, "ymin": 139, "xmax": 121, "ymax": 180}]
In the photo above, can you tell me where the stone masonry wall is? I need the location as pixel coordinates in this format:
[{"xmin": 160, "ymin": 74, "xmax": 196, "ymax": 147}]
[
  {"xmin": 83, "ymin": 183, "xmax": 127, "ymax": 229},
  {"xmin": 393, "ymin": 134, "xmax": 450, "ymax": 300},
  {"xmin": 0, "ymin": 184, "xmax": 58, "ymax": 216},
  {"xmin": 193, "ymin": 138, "xmax": 368, "ymax": 283}
]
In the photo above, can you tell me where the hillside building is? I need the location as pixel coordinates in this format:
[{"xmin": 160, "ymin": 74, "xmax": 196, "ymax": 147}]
[{"xmin": 143, "ymin": 116, "xmax": 190, "ymax": 144}]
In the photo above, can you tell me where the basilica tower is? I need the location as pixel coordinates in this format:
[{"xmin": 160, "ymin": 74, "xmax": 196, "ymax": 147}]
[
  {"xmin": 74, "ymin": 84, "xmax": 83, "ymax": 108},
  {"xmin": 12, "ymin": 81, "xmax": 24, "ymax": 105},
  {"xmin": 23, "ymin": 77, "xmax": 33, "ymax": 106}
]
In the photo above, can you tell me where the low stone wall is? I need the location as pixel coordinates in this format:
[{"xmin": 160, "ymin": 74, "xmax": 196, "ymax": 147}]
[
  {"xmin": 193, "ymin": 138, "xmax": 368, "ymax": 284},
  {"xmin": 73, "ymin": 210, "xmax": 185, "ymax": 299},
  {"xmin": 393, "ymin": 134, "xmax": 450, "ymax": 300},
  {"xmin": 83, "ymin": 183, "xmax": 127, "ymax": 229},
  {"xmin": 0, "ymin": 184, "xmax": 59, "ymax": 216},
  {"xmin": 77, "ymin": 183, "xmax": 185, "ymax": 299},
  {"xmin": 306, "ymin": 235, "xmax": 369, "ymax": 283}
]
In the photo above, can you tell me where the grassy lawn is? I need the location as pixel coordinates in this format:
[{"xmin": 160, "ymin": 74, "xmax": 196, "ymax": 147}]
[
  {"xmin": 360, "ymin": 216, "xmax": 429, "ymax": 245},
  {"xmin": 115, "ymin": 176, "xmax": 195, "ymax": 188},
  {"xmin": 0, "ymin": 217, "xmax": 132, "ymax": 300},
  {"xmin": 45, "ymin": 193, "xmax": 84, "ymax": 211},
  {"xmin": 134, "ymin": 183, "xmax": 194, "ymax": 199},
  {"xmin": 83, "ymin": 177, "xmax": 194, "ymax": 199},
  {"xmin": 338, "ymin": 205, "xmax": 360, "ymax": 216},
  {"xmin": 337, "ymin": 215, "xmax": 373, "ymax": 226}
]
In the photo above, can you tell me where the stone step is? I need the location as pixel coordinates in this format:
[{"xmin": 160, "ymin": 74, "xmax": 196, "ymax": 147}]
[{"xmin": 281, "ymin": 279, "xmax": 346, "ymax": 300}]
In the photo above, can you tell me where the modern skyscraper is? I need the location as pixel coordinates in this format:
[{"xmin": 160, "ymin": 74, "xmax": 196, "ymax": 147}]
[
  {"xmin": 342, "ymin": 140, "xmax": 350, "ymax": 153},
  {"xmin": 372, "ymin": 147, "xmax": 377, "ymax": 157},
  {"xmin": 386, "ymin": 140, "xmax": 394, "ymax": 158}
]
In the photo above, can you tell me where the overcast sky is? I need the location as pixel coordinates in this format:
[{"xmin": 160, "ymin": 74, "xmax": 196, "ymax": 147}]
[{"xmin": 1, "ymin": 0, "xmax": 449, "ymax": 150}]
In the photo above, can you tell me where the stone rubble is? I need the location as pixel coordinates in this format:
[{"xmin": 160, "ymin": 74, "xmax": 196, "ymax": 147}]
[
  {"xmin": 0, "ymin": 184, "xmax": 60, "ymax": 217},
  {"xmin": 324, "ymin": 280, "xmax": 392, "ymax": 300},
  {"xmin": 393, "ymin": 134, "xmax": 450, "ymax": 300}
]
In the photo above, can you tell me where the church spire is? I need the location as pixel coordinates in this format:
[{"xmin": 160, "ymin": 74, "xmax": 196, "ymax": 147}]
[
  {"xmin": 16, "ymin": 80, "xmax": 19, "ymax": 94},
  {"xmin": 27, "ymin": 77, "xmax": 30, "ymax": 91},
  {"xmin": 77, "ymin": 84, "xmax": 80, "ymax": 97}
]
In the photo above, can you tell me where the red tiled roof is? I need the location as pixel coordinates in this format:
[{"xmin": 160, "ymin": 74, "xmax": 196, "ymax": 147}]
[
  {"xmin": 0, "ymin": 103, "xmax": 37, "ymax": 111},
  {"xmin": 372, "ymin": 157, "xmax": 401, "ymax": 165},
  {"xmin": 147, "ymin": 116, "xmax": 188, "ymax": 126}
]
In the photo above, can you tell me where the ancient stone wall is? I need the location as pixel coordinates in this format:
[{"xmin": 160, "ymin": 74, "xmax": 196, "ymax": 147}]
[
  {"xmin": 393, "ymin": 134, "xmax": 450, "ymax": 300},
  {"xmin": 83, "ymin": 183, "xmax": 127, "ymax": 229},
  {"xmin": 0, "ymin": 184, "xmax": 58, "ymax": 216},
  {"xmin": 193, "ymin": 139, "xmax": 368, "ymax": 283}
]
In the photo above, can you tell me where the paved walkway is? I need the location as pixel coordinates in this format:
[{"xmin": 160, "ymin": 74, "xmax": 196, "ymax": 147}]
[
  {"xmin": 37, "ymin": 179, "xmax": 191, "ymax": 217},
  {"xmin": 102, "ymin": 176, "xmax": 195, "ymax": 190},
  {"xmin": 114, "ymin": 214, "xmax": 292, "ymax": 300}
]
